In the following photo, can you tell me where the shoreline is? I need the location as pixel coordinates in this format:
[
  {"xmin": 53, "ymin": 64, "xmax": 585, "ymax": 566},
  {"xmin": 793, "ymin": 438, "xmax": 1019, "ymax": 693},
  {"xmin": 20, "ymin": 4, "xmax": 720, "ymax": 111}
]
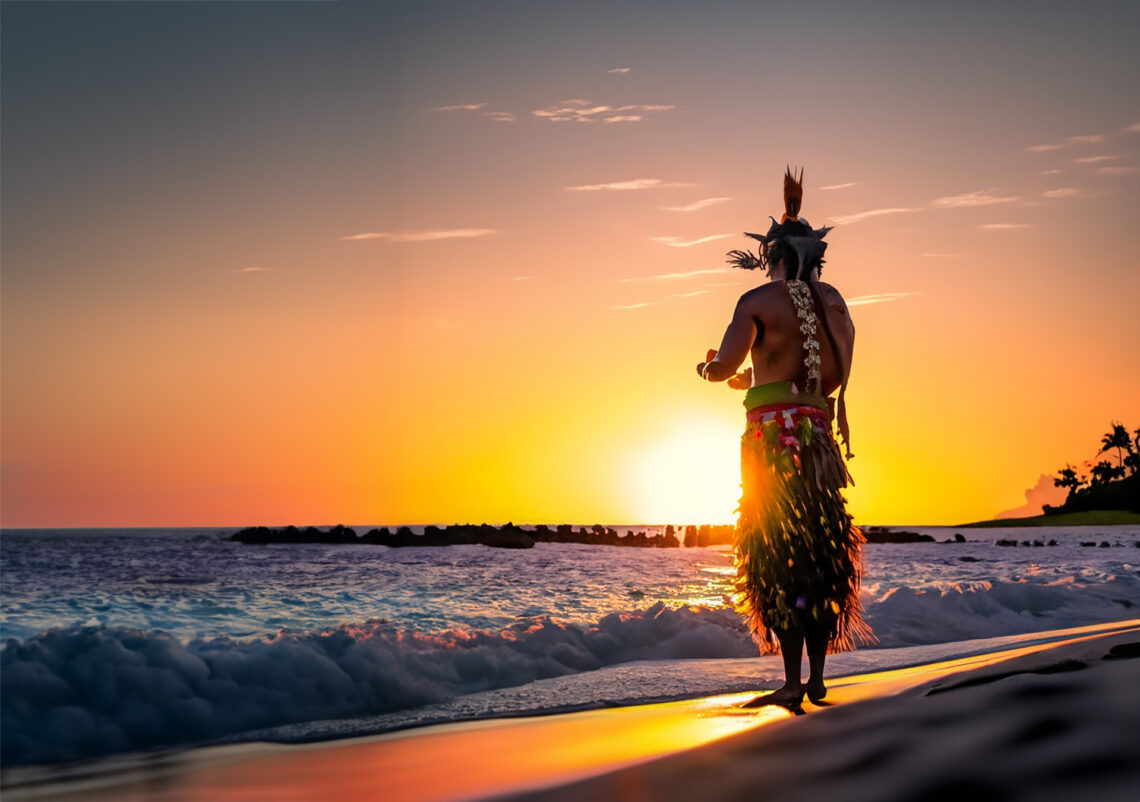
[
  {"xmin": 957, "ymin": 510, "xmax": 1140, "ymax": 528},
  {"xmin": 5, "ymin": 620, "xmax": 1137, "ymax": 802},
  {"xmin": 513, "ymin": 625, "xmax": 1140, "ymax": 802}
]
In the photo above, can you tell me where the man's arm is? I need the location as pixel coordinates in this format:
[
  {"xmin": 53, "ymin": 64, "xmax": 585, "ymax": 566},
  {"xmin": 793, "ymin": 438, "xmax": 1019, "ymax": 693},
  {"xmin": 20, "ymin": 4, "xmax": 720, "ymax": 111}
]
[
  {"xmin": 826, "ymin": 286, "xmax": 855, "ymax": 382},
  {"xmin": 698, "ymin": 295, "xmax": 757, "ymax": 382}
]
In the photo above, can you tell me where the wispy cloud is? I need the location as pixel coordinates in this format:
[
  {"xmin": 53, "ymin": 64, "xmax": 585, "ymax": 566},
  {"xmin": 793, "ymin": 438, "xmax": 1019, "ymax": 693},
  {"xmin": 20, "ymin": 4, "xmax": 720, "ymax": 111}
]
[
  {"xmin": 920, "ymin": 253, "xmax": 962, "ymax": 258},
  {"xmin": 339, "ymin": 229, "xmax": 499, "ymax": 242},
  {"xmin": 1039, "ymin": 169, "xmax": 1062, "ymax": 175},
  {"xmin": 668, "ymin": 290, "xmax": 714, "ymax": 299},
  {"xmin": 828, "ymin": 207, "xmax": 919, "ymax": 225},
  {"xmin": 620, "ymin": 267, "xmax": 730, "ymax": 282},
  {"xmin": 1025, "ymin": 134, "xmax": 1108, "ymax": 153},
  {"xmin": 933, "ymin": 189, "xmax": 1020, "ymax": 208},
  {"xmin": 430, "ymin": 103, "xmax": 514, "ymax": 123},
  {"xmin": 532, "ymin": 99, "xmax": 674, "ymax": 124},
  {"xmin": 613, "ymin": 302, "xmax": 654, "ymax": 310},
  {"xmin": 565, "ymin": 177, "xmax": 693, "ymax": 192},
  {"xmin": 1043, "ymin": 187, "xmax": 1082, "ymax": 199},
  {"xmin": 846, "ymin": 292, "xmax": 917, "ymax": 307},
  {"xmin": 977, "ymin": 222, "xmax": 1033, "ymax": 230},
  {"xmin": 1128, "ymin": 122, "xmax": 1140, "ymax": 133},
  {"xmin": 1097, "ymin": 166, "xmax": 1139, "ymax": 176},
  {"xmin": 236, "ymin": 265, "xmax": 271, "ymax": 273},
  {"xmin": 430, "ymin": 103, "xmax": 489, "ymax": 112},
  {"xmin": 662, "ymin": 197, "xmax": 732, "ymax": 212},
  {"xmin": 607, "ymin": 67, "xmax": 631, "ymax": 74},
  {"xmin": 820, "ymin": 182, "xmax": 857, "ymax": 191},
  {"xmin": 509, "ymin": 276, "xmax": 532, "ymax": 281},
  {"xmin": 650, "ymin": 233, "xmax": 733, "ymax": 248},
  {"xmin": 1073, "ymin": 155, "xmax": 1118, "ymax": 164}
]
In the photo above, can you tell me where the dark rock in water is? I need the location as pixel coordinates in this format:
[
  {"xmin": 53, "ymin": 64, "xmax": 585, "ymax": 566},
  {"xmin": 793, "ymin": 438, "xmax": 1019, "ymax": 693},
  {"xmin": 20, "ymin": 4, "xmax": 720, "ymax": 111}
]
[
  {"xmin": 481, "ymin": 530, "xmax": 535, "ymax": 549},
  {"xmin": 1032, "ymin": 540, "xmax": 1045, "ymax": 547},
  {"xmin": 1048, "ymin": 539, "xmax": 1058, "ymax": 546},
  {"xmin": 359, "ymin": 527, "xmax": 392, "ymax": 544},
  {"xmin": 230, "ymin": 525, "xmax": 358, "ymax": 545},
  {"xmin": 1099, "ymin": 541, "xmax": 1111, "ymax": 548},
  {"xmin": 996, "ymin": 539, "xmax": 1018, "ymax": 547},
  {"xmin": 326, "ymin": 524, "xmax": 357, "ymax": 542},
  {"xmin": 958, "ymin": 556, "xmax": 981, "ymax": 562},
  {"xmin": 236, "ymin": 521, "xmax": 682, "ymax": 549},
  {"xmin": 954, "ymin": 533, "xmax": 966, "ymax": 543},
  {"xmin": 1079, "ymin": 541, "xmax": 1096, "ymax": 547},
  {"xmin": 862, "ymin": 528, "xmax": 935, "ymax": 544}
]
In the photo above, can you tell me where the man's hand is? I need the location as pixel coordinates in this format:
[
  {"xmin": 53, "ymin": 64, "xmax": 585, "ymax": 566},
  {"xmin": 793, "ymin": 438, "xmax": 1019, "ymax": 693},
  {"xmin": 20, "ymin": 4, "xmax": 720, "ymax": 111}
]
[
  {"xmin": 696, "ymin": 349, "xmax": 718, "ymax": 378},
  {"xmin": 727, "ymin": 367, "xmax": 753, "ymax": 390}
]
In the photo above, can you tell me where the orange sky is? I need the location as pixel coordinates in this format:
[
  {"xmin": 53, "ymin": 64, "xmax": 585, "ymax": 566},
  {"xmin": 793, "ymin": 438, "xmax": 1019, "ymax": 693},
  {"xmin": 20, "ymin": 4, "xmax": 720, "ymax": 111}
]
[{"xmin": 2, "ymin": 2, "xmax": 1138, "ymax": 527}]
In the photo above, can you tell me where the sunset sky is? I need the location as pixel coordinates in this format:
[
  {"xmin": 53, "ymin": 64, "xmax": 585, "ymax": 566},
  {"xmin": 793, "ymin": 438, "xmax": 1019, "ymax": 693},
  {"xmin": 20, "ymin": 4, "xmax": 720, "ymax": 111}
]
[{"xmin": 3, "ymin": 1, "xmax": 1138, "ymax": 528}]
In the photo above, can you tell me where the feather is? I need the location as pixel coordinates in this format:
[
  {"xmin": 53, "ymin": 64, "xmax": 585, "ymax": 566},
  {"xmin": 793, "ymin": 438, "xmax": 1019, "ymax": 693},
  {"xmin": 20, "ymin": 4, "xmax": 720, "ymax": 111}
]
[
  {"xmin": 781, "ymin": 165, "xmax": 804, "ymax": 223},
  {"xmin": 726, "ymin": 249, "xmax": 762, "ymax": 270}
]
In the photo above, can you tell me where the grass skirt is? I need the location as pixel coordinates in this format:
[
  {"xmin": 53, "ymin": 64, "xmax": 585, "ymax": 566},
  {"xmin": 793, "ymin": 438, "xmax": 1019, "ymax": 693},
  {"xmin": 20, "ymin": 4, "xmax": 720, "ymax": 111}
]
[{"xmin": 734, "ymin": 400, "xmax": 872, "ymax": 655}]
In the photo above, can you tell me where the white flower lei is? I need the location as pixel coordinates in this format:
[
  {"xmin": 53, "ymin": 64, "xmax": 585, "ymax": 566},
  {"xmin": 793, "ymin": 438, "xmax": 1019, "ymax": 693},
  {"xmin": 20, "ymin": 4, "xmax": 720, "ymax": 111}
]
[{"xmin": 787, "ymin": 280, "xmax": 821, "ymax": 392}]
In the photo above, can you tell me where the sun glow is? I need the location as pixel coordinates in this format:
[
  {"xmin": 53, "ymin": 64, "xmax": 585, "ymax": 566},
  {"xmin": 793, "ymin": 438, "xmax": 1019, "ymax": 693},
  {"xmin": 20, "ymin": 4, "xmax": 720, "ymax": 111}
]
[{"xmin": 628, "ymin": 416, "xmax": 742, "ymax": 525}]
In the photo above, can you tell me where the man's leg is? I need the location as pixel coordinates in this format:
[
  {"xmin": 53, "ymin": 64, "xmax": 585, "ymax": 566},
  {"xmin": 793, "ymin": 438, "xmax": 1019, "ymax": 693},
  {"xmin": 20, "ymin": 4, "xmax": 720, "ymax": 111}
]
[
  {"xmin": 805, "ymin": 624, "xmax": 829, "ymax": 703},
  {"xmin": 742, "ymin": 627, "xmax": 804, "ymax": 709}
]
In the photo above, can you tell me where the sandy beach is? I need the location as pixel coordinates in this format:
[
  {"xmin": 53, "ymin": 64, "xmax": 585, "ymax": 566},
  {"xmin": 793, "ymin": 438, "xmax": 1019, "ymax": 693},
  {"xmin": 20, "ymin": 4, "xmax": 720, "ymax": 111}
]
[
  {"xmin": 4, "ymin": 619, "xmax": 1137, "ymax": 802},
  {"xmin": 512, "ymin": 624, "xmax": 1140, "ymax": 802}
]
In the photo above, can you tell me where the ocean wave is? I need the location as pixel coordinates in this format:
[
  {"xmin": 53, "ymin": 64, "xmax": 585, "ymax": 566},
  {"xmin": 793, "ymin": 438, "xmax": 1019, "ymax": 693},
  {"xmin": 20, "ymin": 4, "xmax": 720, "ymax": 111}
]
[
  {"xmin": 864, "ymin": 574, "xmax": 1138, "ymax": 647},
  {"xmin": 4, "ymin": 573, "xmax": 1138, "ymax": 766},
  {"xmin": 0, "ymin": 603, "xmax": 752, "ymax": 765}
]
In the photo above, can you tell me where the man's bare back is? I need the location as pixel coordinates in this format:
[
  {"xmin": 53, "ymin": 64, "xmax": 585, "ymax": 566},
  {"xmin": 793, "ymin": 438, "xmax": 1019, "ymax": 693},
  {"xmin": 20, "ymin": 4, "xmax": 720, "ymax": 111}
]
[{"xmin": 702, "ymin": 279, "xmax": 854, "ymax": 394}]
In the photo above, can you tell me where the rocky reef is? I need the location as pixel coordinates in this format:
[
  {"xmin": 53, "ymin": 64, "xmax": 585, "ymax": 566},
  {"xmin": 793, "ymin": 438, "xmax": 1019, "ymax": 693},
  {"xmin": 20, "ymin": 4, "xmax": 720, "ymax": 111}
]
[{"xmin": 231, "ymin": 523, "xmax": 683, "ymax": 549}]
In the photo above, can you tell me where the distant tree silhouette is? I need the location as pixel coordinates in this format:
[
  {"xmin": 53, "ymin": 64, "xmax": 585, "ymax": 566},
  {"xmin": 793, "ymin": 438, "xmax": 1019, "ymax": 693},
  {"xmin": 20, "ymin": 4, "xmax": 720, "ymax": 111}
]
[
  {"xmin": 1049, "ymin": 420, "xmax": 1139, "ymax": 515},
  {"xmin": 1126, "ymin": 428, "xmax": 1140, "ymax": 477},
  {"xmin": 1099, "ymin": 422, "xmax": 1131, "ymax": 470},
  {"xmin": 1090, "ymin": 460, "xmax": 1125, "ymax": 486},
  {"xmin": 1052, "ymin": 464, "xmax": 1087, "ymax": 499}
]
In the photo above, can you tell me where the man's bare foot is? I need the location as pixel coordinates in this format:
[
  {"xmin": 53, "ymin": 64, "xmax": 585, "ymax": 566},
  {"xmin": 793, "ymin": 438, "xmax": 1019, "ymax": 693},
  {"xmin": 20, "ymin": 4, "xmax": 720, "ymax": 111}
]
[
  {"xmin": 806, "ymin": 678, "xmax": 827, "ymax": 704},
  {"xmin": 742, "ymin": 684, "xmax": 803, "ymax": 710}
]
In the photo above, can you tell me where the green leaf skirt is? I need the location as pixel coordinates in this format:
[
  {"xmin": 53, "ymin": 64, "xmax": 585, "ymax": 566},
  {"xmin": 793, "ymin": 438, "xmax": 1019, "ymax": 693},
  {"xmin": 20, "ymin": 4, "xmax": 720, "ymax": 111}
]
[{"xmin": 734, "ymin": 398, "xmax": 873, "ymax": 654}]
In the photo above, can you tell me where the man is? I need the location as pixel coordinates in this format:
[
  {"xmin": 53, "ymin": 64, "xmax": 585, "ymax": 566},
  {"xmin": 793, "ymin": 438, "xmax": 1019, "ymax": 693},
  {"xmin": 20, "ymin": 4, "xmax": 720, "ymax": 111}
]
[{"xmin": 696, "ymin": 168, "xmax": 871, "ymax": 709}]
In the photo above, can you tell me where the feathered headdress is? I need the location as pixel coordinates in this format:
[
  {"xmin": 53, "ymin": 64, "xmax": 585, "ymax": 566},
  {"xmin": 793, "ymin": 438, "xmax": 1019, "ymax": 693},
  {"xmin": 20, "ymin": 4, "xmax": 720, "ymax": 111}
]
[{"xmin": 726, "ymin": 166, "xmax": 832, "ymax": 279}]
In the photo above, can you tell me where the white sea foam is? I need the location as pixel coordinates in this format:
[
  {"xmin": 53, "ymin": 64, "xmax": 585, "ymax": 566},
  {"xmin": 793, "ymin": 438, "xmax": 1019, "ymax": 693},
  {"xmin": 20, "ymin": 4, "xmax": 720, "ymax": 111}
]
[{"xmin": 0, "ymin": 604, "xmax": 752, "ymax": 764}]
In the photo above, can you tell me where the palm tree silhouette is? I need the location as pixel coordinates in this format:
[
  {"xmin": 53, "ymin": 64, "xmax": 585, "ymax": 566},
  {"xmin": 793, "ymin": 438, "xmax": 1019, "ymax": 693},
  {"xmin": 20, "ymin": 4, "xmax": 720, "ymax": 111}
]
[{"xmin": 1099, "ymin": 422, "xmax": 1131, "ymax": 469}]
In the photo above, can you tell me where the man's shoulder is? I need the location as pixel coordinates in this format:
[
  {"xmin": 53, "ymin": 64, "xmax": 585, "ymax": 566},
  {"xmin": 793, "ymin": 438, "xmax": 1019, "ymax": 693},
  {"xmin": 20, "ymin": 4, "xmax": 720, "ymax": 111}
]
[
  {"xmin": 736, "ymin": 282, "xmax": 783, "ymax": 307},
  {"xmin": 814, "ymin": 281, "xmax": 849, "ymax": 309}
]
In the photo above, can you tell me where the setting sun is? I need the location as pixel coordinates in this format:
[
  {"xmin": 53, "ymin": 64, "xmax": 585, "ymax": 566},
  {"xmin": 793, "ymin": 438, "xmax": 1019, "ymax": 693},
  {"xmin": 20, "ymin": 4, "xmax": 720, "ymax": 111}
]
[{"xmin": 627, "ymin": 415, "xmax": 742, "ymax": 525}]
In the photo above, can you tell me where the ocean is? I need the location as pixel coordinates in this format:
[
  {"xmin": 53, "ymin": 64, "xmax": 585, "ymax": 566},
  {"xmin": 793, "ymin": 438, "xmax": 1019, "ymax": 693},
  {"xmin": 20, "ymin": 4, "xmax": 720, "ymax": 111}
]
[{"xmin": 2, "ymin": 525, "xmax": 1138, "ymax": 766}]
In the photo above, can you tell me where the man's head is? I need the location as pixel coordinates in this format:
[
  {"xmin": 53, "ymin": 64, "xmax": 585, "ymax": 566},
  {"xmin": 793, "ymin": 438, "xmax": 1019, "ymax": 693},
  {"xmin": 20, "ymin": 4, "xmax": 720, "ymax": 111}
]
[
  {"xmin": 768, "ymin": 220, "xmax": 826, "ymax": 280},
  {"xmin": 726, "ymin": 168, "xmax": 831, "ymax": 279}
]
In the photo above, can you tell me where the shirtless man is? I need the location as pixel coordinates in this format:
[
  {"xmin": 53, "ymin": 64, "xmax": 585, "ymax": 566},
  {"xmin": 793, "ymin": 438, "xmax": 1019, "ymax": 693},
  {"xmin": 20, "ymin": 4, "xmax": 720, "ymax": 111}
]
[
  {"xmin": 695, "ymin": 170, "xmax": 869, "ymax": 710},
  {"xmin": 695, "ymin": 257, "xmax": 853, "ymax": 399}
]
